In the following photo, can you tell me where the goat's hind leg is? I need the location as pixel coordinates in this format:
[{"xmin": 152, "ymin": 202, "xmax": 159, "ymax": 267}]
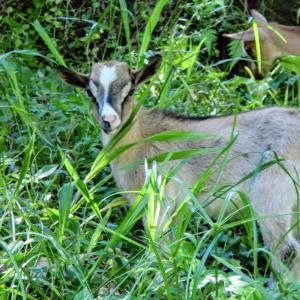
[
  {"xmin": 256, "ymin": 213, "xmax": 300, "ymax": 286},
  {"xmin": 251, "ymin": 173, "xmax": 300, "ymax": 285}
]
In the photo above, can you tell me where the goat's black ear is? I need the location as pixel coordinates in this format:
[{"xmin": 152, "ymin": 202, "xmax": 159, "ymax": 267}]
[
  {"xmin": 132, "ymin": 55, "xmax": 162, "ymax": 88},
  {"xmin": 58, "ymin": 66, "xmax": 89, "ymax": 88}
]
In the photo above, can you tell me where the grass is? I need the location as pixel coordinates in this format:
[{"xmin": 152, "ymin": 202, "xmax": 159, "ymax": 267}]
[{"xmin": 1, "ymin": 0, "xmax": 300, "ymax": 299}]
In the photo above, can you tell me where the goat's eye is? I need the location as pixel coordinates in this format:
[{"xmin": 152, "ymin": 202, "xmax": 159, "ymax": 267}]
[{"xmin": 111, "ymin": 89, "xmax": 120, "ymax": 97}]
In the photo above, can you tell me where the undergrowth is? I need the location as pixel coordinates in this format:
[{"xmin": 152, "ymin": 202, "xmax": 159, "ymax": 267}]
[{"xmin": 1, "ymin": 0, "xmax": 300, "ymax": 299}]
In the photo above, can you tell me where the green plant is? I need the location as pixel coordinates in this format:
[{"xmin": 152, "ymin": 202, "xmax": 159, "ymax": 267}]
[{"xmin": 1, "ymin": 1, "xmax": 300, "ymax": 299}]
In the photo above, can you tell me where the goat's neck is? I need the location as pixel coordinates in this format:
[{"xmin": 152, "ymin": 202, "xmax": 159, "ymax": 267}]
[
  {"xmin": 101, "ymin": 108, "xmax": 146, "ymax": 172},
  {"xmin": 101, "ymin": 106, "xmax": 144, "ymax": 147}
]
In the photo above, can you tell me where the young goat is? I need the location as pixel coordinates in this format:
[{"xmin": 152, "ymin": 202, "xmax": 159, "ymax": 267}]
[
  {"xmin": 59, "ymin": 55, "xmax": 300, "ymax": 284},
  {"xmin": 224, "ymin": 9, "xmax": 300, "ymax": 75}
]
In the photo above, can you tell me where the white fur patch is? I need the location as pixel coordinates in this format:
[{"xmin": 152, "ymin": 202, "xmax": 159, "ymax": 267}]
[
  {"xmin": 102, "ymin": 102, "xmax": 121, "ymax": 130},
  {"xmin": 98, "ymin": 65, "xmax": 121, "ymax": 130},
  {"xmin": 89, "ymin": 81, "xmax": 98, "ymax": 98},
  {"xmin": 100, "ymin": 65, "xmax": 117, "ymax": 102},
  {"xmin": 88, "ymin": 64, "xmax": 130, "ymax": 132}
]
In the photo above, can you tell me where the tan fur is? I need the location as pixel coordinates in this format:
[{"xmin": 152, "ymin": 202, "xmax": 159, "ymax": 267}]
[
  {"xmin": 104, "ymin": 102, "xmax": 300, "ymax": 284},
  {"xmin": 59, "ymin": 56, "xmax": 300, "ymax": 285},
  {"xmin": 224, "ymin": 10, "xmax": 300, "ymax": 75}
]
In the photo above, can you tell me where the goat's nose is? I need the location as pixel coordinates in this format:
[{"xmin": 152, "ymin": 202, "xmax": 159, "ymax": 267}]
[{"xmin": 102, "ymin": 114, "xmax": 117, "ymax": 124}]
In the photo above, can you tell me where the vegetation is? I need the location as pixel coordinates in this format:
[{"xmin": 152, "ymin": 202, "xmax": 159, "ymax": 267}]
[{"xmin": 1, "ymin": 0, "xmax": 300, "ymax": 299}]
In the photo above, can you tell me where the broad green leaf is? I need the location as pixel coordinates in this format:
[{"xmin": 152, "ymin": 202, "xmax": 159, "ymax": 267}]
[
  {"xmin": 74, "ymin": 287, "xmax": 93, "ymax": 300},
  {"xmin": 144, "ymin": 130, "xmax": 215, "ymax": 142},
  {"xmin": 58, "ymin": 183, "xmax": 73, "ymax": 243},
  {"xmin": 34, "ymin": 165, "xmax": 58, "ymax": 180},
  {"xmin": 280, "ymin": 55, "xmax": 300, "ymax": 74}
]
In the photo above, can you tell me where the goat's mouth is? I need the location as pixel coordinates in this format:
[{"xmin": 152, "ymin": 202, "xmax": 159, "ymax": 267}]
[{"xmin": 102, "ymin": 126, "xmax": 120, "ymax": 135}]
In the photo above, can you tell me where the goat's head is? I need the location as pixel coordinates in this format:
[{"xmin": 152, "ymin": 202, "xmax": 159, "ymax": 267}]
[
  {"xmin": 223, "ymin": 10, "xmax": 269, "ymax": 45},
  {"xmin": 223, "ymin": 10, "xmax": 271, "ymax": 75},
  {"xmin": 58, "ymin": 55, "xmax": 161, "ymax": 134}
]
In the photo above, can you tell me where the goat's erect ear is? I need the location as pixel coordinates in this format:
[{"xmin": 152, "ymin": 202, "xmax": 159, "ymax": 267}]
[
  {"xmin": 58, "ymin": 66, "xmax": 89, "ymax": 88},
  {"xmin": 223, "ymin": 30, "xmax": 256, "ymax": 42},
  {"xmin": 223, "ymin": 28, "xmax": 262, "ymax": 42},
  {"xmin": 223, "ymin": 26, "xmax": 267, "ymax": 42},
  {"xmin": 132, "ymin": 55, "xmax": 162, "ymax": 88},
  {"xmin": 251, "ymin": 9, "xmax": 268, "ymax": 25}
]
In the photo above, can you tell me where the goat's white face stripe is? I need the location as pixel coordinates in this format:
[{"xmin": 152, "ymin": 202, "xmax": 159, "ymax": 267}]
[
  {"xmin": 98, "ymin": 65, "xmax": 121, "ymax": 130},
  {"xmin": 100, "ymin": 65, "xmax": 117, "ymax": 101}
]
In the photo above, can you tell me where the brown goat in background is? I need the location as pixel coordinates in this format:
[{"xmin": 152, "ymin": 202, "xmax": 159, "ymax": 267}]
[{"xmin": 224, "ymin": 9, "xmax": 300, "ymax": 75}]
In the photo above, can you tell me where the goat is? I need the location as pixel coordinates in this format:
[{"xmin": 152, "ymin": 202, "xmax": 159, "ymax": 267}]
[
  {"xmin": 58, "ymin": 55, "xmax": 300, "ymax": 285},
  {"xmin": 224, "ymin": 9, "xmax": 300, "ymax": 75}
]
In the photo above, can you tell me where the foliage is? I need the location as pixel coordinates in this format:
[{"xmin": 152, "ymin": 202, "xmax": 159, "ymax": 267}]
[{"xmin": 1, "ymin": 0, "xmax": 300, "ymax": 299}]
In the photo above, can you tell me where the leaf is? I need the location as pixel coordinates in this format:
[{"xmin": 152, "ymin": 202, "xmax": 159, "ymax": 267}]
[
  {"xmin": 12, "ymin": 134, "xmax": 35, "ymax": 202},
  {"xmin": 0, "ymin": 49, "xmax": 46, "ymax": 62},
  {"xmin": 252, "ymin": 20, "xmax": 262, "ymax": 74},
  {"xmin": 138, "ymin": 0, "xmax": 170, "ymax": 65},
  {"xmin": 59, "ymin": 149, "xmax": 80, "ymax": 181},
  {"xmin": 59, "ymin": 148, "xmax": 102, "ymax": 219},
  {"xmin": 74, "ymin": 287, "xmax": 93, "ymax": 300},
  {"xmin": 119, "ymin": 0, "xmax": 132, "ymax": 56},
  {"xmin": 144, "ymin": 130, "xmax": 215, "ymax": 142},
  {"xmin": 34, "ymin": 165, "xmax": 58, "ymax": 180},
  {"xmin": 32, "ymin": 20, "xmax": 66, "ymax": 66},
  {"xmin": 280, "ymin": 55, "xmax": 300, "ymax": 75},
  {"xmin": 212, "ymin": 254, "xmax": 271, "ymax": 298},
  {"xmin": 227, "ymin": 39, "xmax": 246, "ymax": 72},
  {"xmin": 122, "ymin": 147, "xmax": 220, "ymax": 170},
  {"xmin": 202, "ymin": 28, "xmax": 217, "ymax": 57},
  {"xmin": 58, "ymin": 183, "xmax": 73, "ymax": 243}
]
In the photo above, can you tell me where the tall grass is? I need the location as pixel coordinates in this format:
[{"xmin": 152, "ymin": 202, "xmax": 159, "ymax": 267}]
[{"xmin": 1, "ymin": 1, "xmax": 300, "ymax": 299}]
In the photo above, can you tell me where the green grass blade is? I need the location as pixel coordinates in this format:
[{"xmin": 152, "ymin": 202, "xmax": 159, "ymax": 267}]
[
  {"xmin": 148, "ymin": 236, "xmax": 172, "ymax": 299},
  {"xmin": 212, "ymin": 254, "xmax": 270, "ymax": 297},
  {"xmin": 32, "ymin": 20, "xmax": 66, "ymax": 66},
  {"xmin": 119, "ymin": 0, "xmax": 132, "ymax": 55},
  {"xmin": 123, "ymin": 147, "xmax": 219, "ymax": 169},
  {"xmin": 144, "ymin": 130, "xmax": 215, "ymax": 142},
  {"xmin": 59, "ymin": 148, "xmax": 102, "ymax": 219},
  {"xmin": 12, "ymin": 133, "xmax": 35, "ymax": 202},
  {"xmin": 190, "ymin": 233, "xmax": 222, "ymax": 300},
  {"xmin": 0, "ymin": 61, "xmax": 54, "ymax": 147},
  {"xmin": 82, "ymin": 185, "xmax": 148, "ymax": 288},
  {"xmin": 0, "ymin": 49, "xmax": 48, "ymax": 62},
  {"xmin": 0, "ymin": 241, "xmax": 27, "ymax": 299},
  {"xmin": 252, "ymin": 20, "xmax": 262, "ymax": 74},
  {"xmin": 138, "ymin": 0, "xmax": 170, "ymax": 65},
  {"xmin": 58, "ymin": 183, "xmax": 73, "ymax": 244}
]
